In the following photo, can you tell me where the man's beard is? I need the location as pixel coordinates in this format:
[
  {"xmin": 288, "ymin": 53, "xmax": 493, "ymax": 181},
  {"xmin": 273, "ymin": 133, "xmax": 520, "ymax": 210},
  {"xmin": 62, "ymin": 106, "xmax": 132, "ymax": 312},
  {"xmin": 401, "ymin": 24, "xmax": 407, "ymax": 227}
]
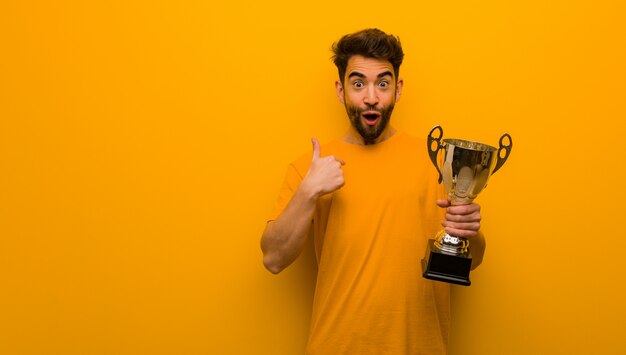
[{"xmin": 345, "ymin": 103, "xmax": 395, "ymax": 145}]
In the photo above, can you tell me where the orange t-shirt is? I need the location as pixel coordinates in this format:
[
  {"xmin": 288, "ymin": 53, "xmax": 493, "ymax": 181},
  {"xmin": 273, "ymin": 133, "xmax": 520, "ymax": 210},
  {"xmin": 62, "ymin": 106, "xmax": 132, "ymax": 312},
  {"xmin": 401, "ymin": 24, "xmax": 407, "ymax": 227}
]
[{"xmin": 270, "ymin": 132, "xmax": 451, "ymax": 355}]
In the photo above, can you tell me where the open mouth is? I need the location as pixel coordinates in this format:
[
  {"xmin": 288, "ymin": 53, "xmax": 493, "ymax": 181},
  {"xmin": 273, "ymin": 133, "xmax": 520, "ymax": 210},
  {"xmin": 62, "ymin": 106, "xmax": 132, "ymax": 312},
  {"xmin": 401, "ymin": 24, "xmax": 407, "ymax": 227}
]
[{"xmin": 361, "ymin": 111, "xmax": 381, "ymax": 126}]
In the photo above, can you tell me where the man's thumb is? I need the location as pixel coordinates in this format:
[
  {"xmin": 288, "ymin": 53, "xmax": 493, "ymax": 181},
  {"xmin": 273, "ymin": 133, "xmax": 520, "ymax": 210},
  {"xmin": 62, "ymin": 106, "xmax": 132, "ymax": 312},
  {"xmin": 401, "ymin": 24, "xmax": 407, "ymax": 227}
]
[{"xmin": 311, "ymin": 138, "xmax": 321, "ymax": 160}]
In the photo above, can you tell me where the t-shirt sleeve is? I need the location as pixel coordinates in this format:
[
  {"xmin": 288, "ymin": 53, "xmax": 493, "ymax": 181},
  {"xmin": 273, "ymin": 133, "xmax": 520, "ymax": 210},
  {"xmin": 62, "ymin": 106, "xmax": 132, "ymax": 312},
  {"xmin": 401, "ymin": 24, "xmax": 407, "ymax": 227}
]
[{"xmin": 268, "ymin": 163, "xmax": 304, "ymax": 222}]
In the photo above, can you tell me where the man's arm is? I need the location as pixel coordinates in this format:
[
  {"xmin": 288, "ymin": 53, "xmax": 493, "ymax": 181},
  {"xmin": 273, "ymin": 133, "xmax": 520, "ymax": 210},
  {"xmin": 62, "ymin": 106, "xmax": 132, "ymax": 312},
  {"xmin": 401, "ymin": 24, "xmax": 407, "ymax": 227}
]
[
  {"xmin": 261, "ymin": 139, "xmax": 345, "ymax": 274},
  {"xmin": 468, "ymin": 231, "xmax": 486, "ymax": 270},
  {"xmin": 436, "ymin": 200, "xmax": 486, "ymax": 270}
]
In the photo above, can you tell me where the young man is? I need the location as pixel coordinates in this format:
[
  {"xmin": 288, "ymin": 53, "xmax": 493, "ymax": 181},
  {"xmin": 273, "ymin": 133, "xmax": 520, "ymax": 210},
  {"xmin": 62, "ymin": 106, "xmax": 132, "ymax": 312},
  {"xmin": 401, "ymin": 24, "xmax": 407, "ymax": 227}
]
[{"xmin": 261, "ymin": 28, "xmax": 485, "ymax": 354}]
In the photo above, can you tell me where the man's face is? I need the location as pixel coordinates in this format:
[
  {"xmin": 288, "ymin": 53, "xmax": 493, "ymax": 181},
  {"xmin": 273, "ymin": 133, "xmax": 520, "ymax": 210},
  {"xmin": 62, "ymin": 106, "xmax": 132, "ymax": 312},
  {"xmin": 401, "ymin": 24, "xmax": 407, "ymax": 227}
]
[{"xmin": 336, "ymin": 55, "xmax": 403, "ymax": 145}]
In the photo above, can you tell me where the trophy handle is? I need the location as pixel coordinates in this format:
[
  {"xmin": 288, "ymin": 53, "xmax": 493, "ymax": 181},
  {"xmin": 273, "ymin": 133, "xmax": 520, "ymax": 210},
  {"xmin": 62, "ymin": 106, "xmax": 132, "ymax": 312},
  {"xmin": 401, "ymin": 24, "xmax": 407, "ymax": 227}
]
[
  {"xmin": 492, "ymin": 133, "xmax": 512, "ymax": 175},
  {"xmin": 427, "ymin": 125, "xmax": 444, "ymax": 183}
]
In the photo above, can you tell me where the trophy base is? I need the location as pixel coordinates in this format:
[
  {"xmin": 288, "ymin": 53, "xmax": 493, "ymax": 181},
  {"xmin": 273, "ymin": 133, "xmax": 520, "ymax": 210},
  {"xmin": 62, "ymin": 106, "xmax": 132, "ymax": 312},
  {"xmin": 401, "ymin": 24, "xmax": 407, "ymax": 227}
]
[{"xmin": 422, "ymin": 240, "xmax": 472, "ymax": 286}]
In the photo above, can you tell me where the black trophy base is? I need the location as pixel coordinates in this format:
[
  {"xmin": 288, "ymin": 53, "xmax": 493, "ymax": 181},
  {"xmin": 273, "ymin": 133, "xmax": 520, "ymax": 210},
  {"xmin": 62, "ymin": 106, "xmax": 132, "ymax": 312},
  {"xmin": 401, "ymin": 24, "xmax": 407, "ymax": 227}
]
[{"xmin": 421, "ymin": 239, "xmax": 472, "ymax": 286}]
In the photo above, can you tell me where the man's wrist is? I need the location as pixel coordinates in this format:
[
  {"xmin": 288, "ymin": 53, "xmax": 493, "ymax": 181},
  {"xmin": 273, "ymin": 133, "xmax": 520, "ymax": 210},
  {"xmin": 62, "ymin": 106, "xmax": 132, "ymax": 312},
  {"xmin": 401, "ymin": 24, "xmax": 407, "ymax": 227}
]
[{"xmin": 298, "ymin": 180, "xmax": 320, "ymax": 201}]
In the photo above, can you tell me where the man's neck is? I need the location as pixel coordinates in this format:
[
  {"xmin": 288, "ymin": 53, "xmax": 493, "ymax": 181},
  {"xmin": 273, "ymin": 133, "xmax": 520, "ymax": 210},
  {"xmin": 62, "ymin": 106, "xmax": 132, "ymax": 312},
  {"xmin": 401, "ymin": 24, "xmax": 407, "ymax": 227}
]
[{"xmin": 341, "ymin": 126, "xmax": 397, "ymax": 146}]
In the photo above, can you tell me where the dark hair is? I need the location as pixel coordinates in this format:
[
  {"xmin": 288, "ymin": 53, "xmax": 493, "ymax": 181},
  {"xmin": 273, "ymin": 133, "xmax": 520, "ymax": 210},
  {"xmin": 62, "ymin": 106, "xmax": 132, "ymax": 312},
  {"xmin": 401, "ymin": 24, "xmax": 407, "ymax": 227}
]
[{"xmin": 332, "ymin": 28, "xmax": 404, "ymax": 84}]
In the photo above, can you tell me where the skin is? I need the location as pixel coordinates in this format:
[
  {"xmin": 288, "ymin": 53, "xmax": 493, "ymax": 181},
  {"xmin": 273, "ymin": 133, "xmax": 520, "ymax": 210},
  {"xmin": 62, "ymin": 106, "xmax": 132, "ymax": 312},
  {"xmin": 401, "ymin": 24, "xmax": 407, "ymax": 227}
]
[
  {"xmin": 336, "ymin": 55, "xmax": 402, "ymax": 145},
  {"xmin": 261, "ymin": 55, "xmax": 485, "ymax": 274}
]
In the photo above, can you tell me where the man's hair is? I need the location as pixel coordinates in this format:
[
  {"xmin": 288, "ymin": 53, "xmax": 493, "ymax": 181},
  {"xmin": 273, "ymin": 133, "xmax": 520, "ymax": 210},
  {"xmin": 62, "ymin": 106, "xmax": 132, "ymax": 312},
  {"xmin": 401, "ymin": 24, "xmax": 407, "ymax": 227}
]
[{"xmin": 331, "ymin": 28, "xmax": 404, "ymax": 84}]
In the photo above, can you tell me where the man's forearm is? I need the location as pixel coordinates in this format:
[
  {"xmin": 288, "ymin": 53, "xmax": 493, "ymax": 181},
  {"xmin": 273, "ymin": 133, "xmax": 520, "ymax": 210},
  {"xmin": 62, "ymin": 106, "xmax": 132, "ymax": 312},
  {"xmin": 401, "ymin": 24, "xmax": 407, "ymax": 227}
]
[
  {"xmin": 261, "ymin": 183, "xmax": 318, "ymax": 274},
  {"xmin": 469, "ymin": 231, "xmax": 486, "ymax": 270}
]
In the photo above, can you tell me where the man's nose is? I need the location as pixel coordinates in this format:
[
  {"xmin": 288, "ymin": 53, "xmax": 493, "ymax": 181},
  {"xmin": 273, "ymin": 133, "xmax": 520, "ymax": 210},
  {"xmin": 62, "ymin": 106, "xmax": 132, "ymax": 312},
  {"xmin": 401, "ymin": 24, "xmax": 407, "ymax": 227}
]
[{"xmin": 363, "ymin": 85, "xmax": 379, "ymax": 105}]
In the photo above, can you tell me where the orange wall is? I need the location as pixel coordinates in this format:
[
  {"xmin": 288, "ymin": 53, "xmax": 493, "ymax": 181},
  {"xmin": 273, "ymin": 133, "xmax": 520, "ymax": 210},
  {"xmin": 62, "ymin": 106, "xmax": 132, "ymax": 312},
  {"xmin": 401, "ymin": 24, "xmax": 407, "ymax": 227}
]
[{"xmin": 1, "ymin": 1, "xmax": 625, "ymax": 354}]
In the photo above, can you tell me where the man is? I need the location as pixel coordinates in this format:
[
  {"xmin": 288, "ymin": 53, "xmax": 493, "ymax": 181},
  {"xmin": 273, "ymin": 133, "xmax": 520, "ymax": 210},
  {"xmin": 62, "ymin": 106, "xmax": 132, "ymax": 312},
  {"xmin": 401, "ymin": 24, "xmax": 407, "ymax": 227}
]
[{"xmin": 261, "ymin": 28, "xmax": 485, "ymax": 354}]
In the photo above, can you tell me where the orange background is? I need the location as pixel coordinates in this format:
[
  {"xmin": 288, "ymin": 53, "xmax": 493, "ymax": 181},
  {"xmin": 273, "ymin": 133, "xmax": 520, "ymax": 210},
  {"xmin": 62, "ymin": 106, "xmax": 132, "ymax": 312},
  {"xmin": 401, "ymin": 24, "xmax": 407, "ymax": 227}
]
[{"xmin": 1, "ymin": 1, "xmax": 625, "ymax": 354}]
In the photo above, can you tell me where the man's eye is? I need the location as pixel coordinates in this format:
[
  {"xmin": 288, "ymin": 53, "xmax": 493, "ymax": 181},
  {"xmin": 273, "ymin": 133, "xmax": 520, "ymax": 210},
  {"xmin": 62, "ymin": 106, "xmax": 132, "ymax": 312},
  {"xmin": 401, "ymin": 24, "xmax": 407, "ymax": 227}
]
[
  {"xmin": 353, "ymin": 81, "xmax": 364, "ymax": 88},
  {"xmin": 379, "ymin": 81, "xmax": 389, "ymax": 88}
]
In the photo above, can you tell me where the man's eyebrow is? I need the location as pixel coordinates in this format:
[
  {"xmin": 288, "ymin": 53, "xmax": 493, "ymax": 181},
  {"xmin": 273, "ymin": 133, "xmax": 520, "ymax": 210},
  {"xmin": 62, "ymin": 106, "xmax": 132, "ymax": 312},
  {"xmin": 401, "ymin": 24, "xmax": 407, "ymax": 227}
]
[
  {"xmin": 347, "ymin": 71, "xmax": 394, "ymax": 80},
  {"xmin": 347, "ymin": 71, "xmax": 366, "ymax": 79}
]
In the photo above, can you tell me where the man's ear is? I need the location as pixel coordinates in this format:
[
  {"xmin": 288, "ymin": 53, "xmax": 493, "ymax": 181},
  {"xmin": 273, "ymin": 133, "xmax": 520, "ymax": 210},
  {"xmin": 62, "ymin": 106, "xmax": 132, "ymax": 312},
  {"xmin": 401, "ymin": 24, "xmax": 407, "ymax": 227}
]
[
  {"xmin": 395, "ymin": 78, "xmax": 404, "ymax": 102},
  {"xmin": 335, "ymin": 80, "xmax": 345, "ymax": 104}
]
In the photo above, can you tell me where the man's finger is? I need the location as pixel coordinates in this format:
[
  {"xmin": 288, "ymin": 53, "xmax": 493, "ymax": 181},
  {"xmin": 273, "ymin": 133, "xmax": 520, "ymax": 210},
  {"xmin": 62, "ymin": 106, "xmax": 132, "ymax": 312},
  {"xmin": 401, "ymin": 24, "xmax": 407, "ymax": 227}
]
[
  {"xmin": 443, "ymin": 227, "xmax": 478, "ymax": 239},
  {"xmin": 445, "ymin": 212, "xmax": 481, "ymax": 223},
  {"xmin": 436, "ymin": 199, "xmax": 450, "ymax": 208},
  {"xmin": 447, "ymin": 204, "xmax": 480, "ymax": 215},
  {"xmin": 311, "ymin": 138, "xmax": 321, "ymax": 160}
]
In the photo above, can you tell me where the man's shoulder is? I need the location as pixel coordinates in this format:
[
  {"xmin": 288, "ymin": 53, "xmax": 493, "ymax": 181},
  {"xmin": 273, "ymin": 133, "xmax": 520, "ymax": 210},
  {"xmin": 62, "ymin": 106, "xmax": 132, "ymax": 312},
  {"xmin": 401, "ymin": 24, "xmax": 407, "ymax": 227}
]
[
  {"xmin": 390, "ymin": 131, "xmax": 426, "ymax": 149},
  {"xmin": 386, "ymin": 131, "xmax": 434, "ymax": 168},
  {"xmin": 394, "ymin": 130, "xmax": 419, "ymax": 141},
  {"xmin": 287, "ymin": 138, "xmax": 345, "ymax": 175},
  {"xmin": 287, "ymin": 132, "xmax": 426, "ymax": 169}
]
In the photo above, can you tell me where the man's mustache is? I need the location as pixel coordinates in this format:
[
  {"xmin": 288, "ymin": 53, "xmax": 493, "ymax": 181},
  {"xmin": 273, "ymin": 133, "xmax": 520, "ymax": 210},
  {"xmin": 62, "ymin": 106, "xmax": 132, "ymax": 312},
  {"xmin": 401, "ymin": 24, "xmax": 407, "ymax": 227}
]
[{"xmin": 348, "ymin": 105, "xmax": 382, "ymax": 114}]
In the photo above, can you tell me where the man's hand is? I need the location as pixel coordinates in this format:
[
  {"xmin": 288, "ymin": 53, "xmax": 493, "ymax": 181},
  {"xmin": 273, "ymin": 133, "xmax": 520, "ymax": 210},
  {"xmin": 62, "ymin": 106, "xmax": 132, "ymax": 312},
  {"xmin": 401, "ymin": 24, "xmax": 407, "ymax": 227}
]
[
  {"xmin": 301, "ymin": 138, "xmax": 345, "ymax": 198},
  {"xmin": 436, "ymin": 199, "xmax": 486, "ymax": 269},
  {"xmin": 260, "ymin": 138, "xmax": 345, "ymax": 274},
  {"xmin": 436, "ymin": 199, "xmax": 481, "ymax": 239}
]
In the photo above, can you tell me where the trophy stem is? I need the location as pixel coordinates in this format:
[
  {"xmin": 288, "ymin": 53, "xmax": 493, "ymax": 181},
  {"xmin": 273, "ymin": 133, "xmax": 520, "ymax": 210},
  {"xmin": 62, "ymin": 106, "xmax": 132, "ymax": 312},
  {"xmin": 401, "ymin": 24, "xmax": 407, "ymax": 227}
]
[{"xmin": 433, "ymin": 230, "xmax": 469, "ymax": 255}]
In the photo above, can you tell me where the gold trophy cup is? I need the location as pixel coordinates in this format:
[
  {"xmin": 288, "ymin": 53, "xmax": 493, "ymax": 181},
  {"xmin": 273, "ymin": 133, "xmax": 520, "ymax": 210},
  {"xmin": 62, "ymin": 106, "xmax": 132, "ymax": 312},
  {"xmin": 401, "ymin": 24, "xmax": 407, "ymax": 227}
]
[{"xmin": 421, "ymin": 125, "xmax": 512, "ymax": 286}]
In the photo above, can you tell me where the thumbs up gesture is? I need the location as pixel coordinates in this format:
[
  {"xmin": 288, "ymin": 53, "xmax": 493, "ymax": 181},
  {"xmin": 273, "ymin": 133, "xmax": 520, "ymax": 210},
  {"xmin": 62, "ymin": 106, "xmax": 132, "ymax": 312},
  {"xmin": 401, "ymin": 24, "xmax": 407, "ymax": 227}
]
[{"xmin": 302, "ymin": 138, "xmax": 346, "ymax": 199}]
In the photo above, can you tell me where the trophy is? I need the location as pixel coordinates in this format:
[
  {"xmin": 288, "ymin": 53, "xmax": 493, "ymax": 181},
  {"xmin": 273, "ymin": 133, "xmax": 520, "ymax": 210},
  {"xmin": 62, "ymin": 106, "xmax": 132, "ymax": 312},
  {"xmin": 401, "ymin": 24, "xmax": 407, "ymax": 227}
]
[{"xmin": 421, "ymin": 125, "xmax": 512, "ymax": 286}]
